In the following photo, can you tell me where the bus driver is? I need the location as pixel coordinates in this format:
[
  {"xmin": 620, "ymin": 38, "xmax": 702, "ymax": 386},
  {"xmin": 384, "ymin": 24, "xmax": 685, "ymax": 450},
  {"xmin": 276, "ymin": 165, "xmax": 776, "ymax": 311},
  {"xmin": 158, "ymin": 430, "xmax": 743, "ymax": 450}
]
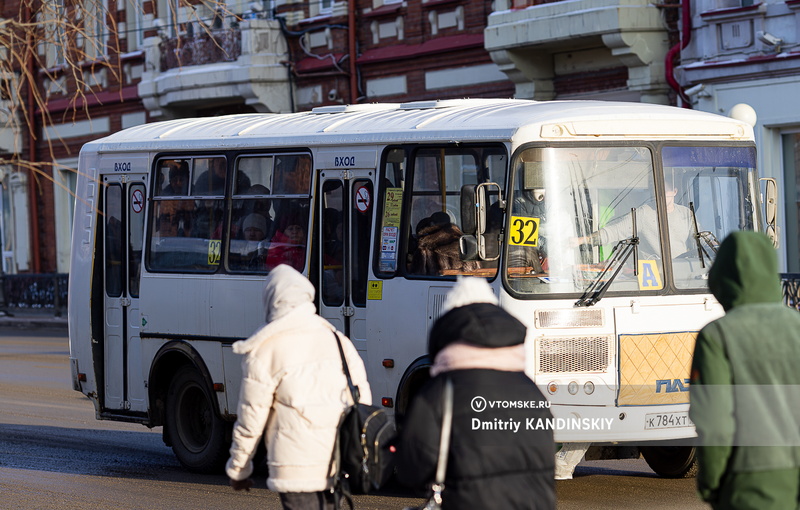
[{"xmin": 571, "ymin": 181, "xmax": 696, "ymax": 259}]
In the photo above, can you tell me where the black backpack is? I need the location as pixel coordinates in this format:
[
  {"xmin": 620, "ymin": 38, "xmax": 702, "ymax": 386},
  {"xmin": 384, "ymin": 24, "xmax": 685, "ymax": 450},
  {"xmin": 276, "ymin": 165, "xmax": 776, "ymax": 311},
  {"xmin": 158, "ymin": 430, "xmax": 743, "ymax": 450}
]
[{"xmin": 332, "ymin": 332, "xmax": 396, "ymax": 497}]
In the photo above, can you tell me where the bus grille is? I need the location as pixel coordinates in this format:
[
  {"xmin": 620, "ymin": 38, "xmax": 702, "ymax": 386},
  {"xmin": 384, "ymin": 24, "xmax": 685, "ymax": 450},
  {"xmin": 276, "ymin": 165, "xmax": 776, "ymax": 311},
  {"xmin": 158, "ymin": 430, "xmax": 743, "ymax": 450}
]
[
  {"xmin": 535, "ymin": 308, "xmax": 604, "ymax": 328},
  {"xmin": 537, "ymin": 336, "xmax": 610, "ymax": 374}
]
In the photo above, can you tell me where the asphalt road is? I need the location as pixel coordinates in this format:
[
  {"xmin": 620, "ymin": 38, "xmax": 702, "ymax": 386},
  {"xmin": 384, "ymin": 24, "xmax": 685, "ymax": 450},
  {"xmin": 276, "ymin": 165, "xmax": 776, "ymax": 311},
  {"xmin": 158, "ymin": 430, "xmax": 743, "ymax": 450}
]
[{"xmin": 0, "ymin": 326, "xmax": 709, "ymax": 509}]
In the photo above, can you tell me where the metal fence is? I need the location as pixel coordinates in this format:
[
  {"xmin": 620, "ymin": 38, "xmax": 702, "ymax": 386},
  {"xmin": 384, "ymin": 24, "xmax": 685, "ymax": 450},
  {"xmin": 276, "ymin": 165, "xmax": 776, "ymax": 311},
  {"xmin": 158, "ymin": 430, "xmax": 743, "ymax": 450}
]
[{"xmin": 0, "ymin": 273, "xmax": 68, "ymax": 316}]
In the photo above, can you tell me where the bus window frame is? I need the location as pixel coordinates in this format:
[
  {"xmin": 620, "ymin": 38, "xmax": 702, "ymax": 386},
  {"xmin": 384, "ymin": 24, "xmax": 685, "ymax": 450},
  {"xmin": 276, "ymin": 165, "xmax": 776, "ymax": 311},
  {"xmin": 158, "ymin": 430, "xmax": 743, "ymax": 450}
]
[
  {"xmin": 372, "ymin": 143, "xmax": 508, "ymax": 281},
  {"xmin": 146, "ymin": 154, "xmax": 228, "ymax": 275},
  {"xmin": 227, "ymin": 151, "xmax": 312, "ymax": 274},
  {"xmin": 502, "ymin": 140, "xmax": 758, "ymax": 301},
  {"xmin": 145, "ymin": 150, "xmax": 314, "ymax": 276}
]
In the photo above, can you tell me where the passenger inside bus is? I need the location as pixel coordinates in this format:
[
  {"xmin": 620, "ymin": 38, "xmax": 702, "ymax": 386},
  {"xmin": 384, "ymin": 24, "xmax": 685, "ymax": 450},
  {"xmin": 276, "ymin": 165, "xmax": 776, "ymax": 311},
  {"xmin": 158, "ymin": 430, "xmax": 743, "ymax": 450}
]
[
  {"xmin": 163, "ymin": 161, "xmax": 189, "ymax": 195},
  {"xmin": 193, "ymin": 157, "xmax": 227, "ymax": 196},
  {"xmin": 265, "ymin": 207, "xmax": 307, "ymax": 271},
  {"xmin": 237, "ymin": 213, "xmax": 270, "ymax": 269},
  {"xmin": 156, "ymin": 161, "xmax": 193, "ymax": 238},
  {"xmin": 408, "ymin": 211, "xmax": 479, "ymax": 276},
  {"xmin": 228, "ymin": 185, "xmax": 273, "ymax": 241}
]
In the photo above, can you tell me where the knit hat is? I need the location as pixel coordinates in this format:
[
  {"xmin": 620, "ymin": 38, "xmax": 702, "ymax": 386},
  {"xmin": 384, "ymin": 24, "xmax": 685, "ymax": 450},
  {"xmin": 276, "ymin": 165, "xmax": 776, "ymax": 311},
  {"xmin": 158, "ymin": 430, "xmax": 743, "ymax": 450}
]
[
  {"xmin": 428, "ymin": 277, "xmax": 526, "ymax": 359},
  {"xmin": 242, "ymin": 213, "xmax": 267, "ymax": 234}
]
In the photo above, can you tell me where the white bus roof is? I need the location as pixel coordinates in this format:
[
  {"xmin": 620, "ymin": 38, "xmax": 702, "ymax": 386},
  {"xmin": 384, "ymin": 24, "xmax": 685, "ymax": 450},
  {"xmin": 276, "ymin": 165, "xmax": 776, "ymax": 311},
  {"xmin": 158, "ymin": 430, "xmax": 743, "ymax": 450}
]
[{"xmin": 85, "ymin": 99, "xmax": 753, "ymax": 153}]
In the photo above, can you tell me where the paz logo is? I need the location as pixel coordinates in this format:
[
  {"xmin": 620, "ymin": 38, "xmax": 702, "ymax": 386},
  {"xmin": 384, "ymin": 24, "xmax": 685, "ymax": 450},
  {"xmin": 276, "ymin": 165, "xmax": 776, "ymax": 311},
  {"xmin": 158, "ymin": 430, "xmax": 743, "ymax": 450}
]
[{"xmin": 656, "ymin": 378, "xmax": 690, "ymax": 393}]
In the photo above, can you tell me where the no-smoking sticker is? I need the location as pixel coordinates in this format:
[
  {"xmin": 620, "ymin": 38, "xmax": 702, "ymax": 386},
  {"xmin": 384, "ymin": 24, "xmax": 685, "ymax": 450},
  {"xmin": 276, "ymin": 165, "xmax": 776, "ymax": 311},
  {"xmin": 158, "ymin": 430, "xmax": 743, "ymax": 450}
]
[
  {"xmin": 131, "ymin": 189, "xmax": 144, "ymax": 214},
  {"xmin": 355, "ymin": 186, "xmax": 371, "ymax": 213}
]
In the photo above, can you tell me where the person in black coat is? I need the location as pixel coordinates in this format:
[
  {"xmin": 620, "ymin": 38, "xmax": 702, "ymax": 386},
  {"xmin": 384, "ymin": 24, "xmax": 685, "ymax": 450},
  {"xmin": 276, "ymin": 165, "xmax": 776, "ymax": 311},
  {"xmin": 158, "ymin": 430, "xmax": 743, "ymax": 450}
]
[{"xmin": 396, "ymin": 277, "xmax": 556, "ymax": 510}]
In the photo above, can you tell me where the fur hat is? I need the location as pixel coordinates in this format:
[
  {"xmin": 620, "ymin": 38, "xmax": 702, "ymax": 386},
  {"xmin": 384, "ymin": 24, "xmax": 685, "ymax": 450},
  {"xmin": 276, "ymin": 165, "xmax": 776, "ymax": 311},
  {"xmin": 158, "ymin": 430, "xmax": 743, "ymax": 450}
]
[{"xmin": 428, "ymin": 277, "xmax": 526, "ymax": 359}]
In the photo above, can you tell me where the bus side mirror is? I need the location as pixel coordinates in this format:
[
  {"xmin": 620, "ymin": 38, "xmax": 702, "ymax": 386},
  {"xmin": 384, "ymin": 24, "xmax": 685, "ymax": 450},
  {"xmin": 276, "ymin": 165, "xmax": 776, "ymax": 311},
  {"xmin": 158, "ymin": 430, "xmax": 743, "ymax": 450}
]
[
  {"xmin": 460, "ymin": 235, "xmax": 479, "ymax": 260},
  {"xmin": 459, "ymin": 183, "xmax": 502, "ymax": 261},
  {"xmin": 458, "ymin": 233, "xmax": 500, "ymax": 261},
  {"xmin": 460, "ymin": 184, "xmax": 482, "ymax": 235},
  {"xmin": 761, "ymin": 177, "xmax": 779, "ymax": 248}
]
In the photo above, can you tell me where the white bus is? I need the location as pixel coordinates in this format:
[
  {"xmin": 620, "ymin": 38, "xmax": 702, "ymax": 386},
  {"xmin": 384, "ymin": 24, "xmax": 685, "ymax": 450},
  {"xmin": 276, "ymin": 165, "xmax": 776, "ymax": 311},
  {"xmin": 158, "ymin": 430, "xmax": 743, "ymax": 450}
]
[{"xmin": 68, "ymin": 98, "xmax": 775, "ymax": 476}]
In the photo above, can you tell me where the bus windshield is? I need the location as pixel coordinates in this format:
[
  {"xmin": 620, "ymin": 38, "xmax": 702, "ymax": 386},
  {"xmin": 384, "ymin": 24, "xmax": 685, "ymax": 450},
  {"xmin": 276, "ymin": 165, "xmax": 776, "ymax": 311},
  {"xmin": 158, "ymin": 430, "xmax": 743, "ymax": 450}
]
[{"xmin": 505, "ymin": 145, "xmax": 756, "ymax": 297}]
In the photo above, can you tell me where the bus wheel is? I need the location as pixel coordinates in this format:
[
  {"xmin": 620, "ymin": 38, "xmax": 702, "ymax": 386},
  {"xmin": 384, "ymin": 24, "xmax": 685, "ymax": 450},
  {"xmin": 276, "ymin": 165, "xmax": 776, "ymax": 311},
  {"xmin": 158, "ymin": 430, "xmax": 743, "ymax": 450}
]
[
  {"xmin": 640, "ymin": 446, "xmax": 698, "ymax": 478},
  {"xmin": 166, "ymin": 366, "xmax": 229, "ymax": 473}
]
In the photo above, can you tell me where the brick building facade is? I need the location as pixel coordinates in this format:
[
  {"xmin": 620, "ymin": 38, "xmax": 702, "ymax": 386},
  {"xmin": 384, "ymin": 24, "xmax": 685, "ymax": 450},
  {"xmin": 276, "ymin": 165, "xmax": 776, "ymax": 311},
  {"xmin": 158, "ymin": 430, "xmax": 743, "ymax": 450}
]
[{"xmin": 2, "ymin": 0, "xmax": 701, "ymax": 277}]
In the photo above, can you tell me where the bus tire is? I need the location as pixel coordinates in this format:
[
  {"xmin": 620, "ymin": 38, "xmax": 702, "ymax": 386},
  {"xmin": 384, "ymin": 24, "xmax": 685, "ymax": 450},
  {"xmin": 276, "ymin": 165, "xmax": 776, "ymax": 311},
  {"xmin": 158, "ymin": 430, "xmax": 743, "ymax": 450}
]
[
  {"xmin": 165, "ymin": 365, "xmax": 230, "ymax": 474},
  {"xmin": 640, "ymin": 446, "xmax": 698, "ymax": 478}
]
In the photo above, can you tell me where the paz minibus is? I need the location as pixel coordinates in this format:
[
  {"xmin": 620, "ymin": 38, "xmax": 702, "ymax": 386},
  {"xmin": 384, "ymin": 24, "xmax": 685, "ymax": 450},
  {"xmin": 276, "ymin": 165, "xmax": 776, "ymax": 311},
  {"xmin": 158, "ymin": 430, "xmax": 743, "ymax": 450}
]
[{"xmin": 68, "ymin": 98, "xmax": 775, "ymax": 475}]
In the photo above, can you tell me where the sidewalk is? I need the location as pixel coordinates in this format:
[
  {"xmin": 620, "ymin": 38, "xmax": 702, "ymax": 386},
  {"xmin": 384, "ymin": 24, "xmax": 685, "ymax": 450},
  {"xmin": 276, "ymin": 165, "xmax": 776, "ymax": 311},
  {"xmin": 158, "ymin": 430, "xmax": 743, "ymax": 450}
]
[{"xmin": 0, "ymin": 309, "xmax": 68, "ymax": 330}]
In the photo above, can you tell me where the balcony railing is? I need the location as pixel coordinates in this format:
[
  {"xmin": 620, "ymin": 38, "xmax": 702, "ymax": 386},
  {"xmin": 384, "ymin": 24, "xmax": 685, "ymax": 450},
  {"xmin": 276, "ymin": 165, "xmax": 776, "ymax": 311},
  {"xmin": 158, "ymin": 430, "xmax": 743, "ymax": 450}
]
[
  {"xmin": 781, "ymin": 273, "xmax": 800, "ymax": 311},
  {"xmin": 0, "ymin": 273, "xmax": 68, "ymax": 316},
  {"xmin": 160, "ymin": 28, "xmax": 242, "ymax": 72}
]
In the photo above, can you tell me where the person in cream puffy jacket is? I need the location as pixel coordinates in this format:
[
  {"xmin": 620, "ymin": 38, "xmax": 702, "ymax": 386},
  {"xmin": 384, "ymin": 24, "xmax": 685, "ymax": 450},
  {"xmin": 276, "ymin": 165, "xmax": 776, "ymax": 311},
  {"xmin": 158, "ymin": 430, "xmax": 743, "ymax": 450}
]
[{"xmin": 226, "ymin": 264, "xmax": 371, "ymax": 510}]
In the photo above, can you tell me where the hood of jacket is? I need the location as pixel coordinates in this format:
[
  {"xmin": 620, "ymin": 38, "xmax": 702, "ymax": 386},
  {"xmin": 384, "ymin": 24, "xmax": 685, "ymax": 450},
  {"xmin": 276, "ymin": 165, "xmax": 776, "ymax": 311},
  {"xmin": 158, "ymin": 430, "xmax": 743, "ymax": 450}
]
[
  {"xmin": 233, "ymin": 264, "xmax": 321, "ymax": 355},
  {"xmin": 262, "ymin": 264, "xmax": 316, "ymax": 322},
  {"xmin": 708, "ymin": 230, "xmax": 783, "ymax": 311}
]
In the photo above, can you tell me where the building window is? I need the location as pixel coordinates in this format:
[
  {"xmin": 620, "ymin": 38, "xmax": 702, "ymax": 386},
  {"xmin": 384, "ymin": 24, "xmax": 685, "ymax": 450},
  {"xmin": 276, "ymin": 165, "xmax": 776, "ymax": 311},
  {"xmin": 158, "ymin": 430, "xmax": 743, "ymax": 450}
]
[
  {"xmin": 307, "ymin": 0, "xmax": 334, "ymax": 17},
  {"xmin": 127, "ymin": 2, "xmax": 145, "ymax": 52},
  {"xmin": 0, "ymin": 168, "xmax": 30, "ymax": 274},
  {"xmin": 783, "ymin": 132, "xmax": 800, "ymax": 272},
  {"xmin": 82, "ymin": 0, "xmax": 109, "ymax": 61},
  {"xmin": 55, "ymin": 162, "xmax": 78, "ymax": 273},
  {"xmin": 42, "ymin": 0, "xmax": 67, "ymax": 68}
]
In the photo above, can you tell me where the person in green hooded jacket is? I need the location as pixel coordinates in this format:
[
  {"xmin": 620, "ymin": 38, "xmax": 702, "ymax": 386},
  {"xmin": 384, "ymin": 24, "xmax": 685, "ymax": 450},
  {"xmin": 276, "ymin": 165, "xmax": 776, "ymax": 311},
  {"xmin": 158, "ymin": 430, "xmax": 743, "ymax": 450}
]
[{"xmin": 690, "ymin": 230, "xmax": 800, "ymax": 510}]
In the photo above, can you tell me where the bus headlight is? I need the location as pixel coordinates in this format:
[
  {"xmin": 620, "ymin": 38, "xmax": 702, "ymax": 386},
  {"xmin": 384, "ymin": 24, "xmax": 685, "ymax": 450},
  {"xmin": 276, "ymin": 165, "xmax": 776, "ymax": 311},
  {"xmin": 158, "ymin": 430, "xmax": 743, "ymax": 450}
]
[
  {"xmin": 584, "ymin": 381, "xmax": 595, "ymax": 395},
  {"xmin": 568, "ymin": 381, "xmax": 578, "ymax": 395}
]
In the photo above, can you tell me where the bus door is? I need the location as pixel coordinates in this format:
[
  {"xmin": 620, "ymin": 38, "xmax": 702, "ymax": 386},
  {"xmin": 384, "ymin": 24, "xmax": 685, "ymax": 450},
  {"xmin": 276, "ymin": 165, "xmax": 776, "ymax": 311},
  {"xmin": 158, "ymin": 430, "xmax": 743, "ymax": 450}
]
[
  {"xmin": 102, "ymin": 173, "xmax": 147, "ymax": 413},
  {"xmin": 318, "ymin": 171, "xmax": 375, "ymax": 357}
]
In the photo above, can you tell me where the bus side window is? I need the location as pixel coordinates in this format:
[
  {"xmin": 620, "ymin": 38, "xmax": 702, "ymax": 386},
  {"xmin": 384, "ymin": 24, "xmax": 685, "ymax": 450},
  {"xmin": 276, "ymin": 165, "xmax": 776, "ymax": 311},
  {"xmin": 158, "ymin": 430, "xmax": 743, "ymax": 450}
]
[
  {"xmin": 374, "ymin": 147, "xmax": 406, "ymax": 276},
  {"xmin": 148, "ymin": 157, "xmax": 225, "ymax": 273},
  {"xmin": 228, "ymin": 156, "xmax": 275, "ymax": 272},
  {"xmin": 405, "ymin": 148, "xmax": 478, "ymax": 277}
]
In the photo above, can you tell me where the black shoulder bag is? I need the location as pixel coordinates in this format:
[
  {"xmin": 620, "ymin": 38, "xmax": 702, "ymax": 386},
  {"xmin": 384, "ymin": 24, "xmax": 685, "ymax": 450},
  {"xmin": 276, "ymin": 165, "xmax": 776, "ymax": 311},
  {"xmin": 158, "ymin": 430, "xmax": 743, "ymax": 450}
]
[{"xmin": 332, "ymin": 331, "xmax": 396, "ymax": 500}]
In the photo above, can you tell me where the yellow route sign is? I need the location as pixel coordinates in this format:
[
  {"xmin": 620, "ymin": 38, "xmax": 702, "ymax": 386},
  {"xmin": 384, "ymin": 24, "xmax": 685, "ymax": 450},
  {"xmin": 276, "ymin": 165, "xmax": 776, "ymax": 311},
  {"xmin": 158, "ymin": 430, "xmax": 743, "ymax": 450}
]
[{"xmin": 508, "ymin": 216, "xmax": 540, "ymax": 247}]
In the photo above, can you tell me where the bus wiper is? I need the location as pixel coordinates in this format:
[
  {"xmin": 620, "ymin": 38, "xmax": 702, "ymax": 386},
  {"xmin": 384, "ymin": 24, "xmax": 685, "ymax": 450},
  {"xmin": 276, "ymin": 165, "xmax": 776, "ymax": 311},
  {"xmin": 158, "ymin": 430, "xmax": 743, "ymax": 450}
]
[
  {"xmin": 689, "ymin": 202, "xmax": 718, "ymax": 268},
  {"xmin": 575, "ymin": 208, "xmax": 639, "ymax": 307}
]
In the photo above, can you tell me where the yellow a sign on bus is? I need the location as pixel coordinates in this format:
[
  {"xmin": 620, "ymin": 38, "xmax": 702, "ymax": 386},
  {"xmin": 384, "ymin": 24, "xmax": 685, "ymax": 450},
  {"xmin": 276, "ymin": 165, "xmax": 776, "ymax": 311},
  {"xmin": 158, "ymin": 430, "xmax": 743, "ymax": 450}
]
[{"xmin": 638, "ymin": 260, "xmax": 663, "ymax": 290}]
